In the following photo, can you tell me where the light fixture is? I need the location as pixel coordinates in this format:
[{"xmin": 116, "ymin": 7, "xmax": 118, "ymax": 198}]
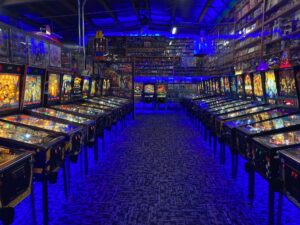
[{"xmin": 172, "ymin": 27, "xmax": 177, "ymax": 35}]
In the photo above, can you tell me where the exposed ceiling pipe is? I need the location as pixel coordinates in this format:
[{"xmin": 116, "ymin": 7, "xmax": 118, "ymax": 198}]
[
  {"xmin": 82, "ymin": 0, "xmax": 87, "ymax": 68},
  {"xmin": 77, "ymin": 0, "xmax": 81, "ymax": 47}
]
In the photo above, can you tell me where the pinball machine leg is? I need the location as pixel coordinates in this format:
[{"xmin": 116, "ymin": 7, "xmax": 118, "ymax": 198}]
[
  {"xmin": 209, "ymin": 130, "xmax": 212, "ymax": 146},
  {"xmin": 42, "ymin": 175, "xmax": 49, "ymax": 225},
  {"xmin": 94, "ymin": 138, "xmax": 99, "ymax": 163},
  {"xmin": 67, "ymin": 159, "xmax": 71, "ymax": 194},
  {"xmin": 247, "ymin": 163, "xmax": 255, "ymax": 201},
  {"xmin": 213, "ymin": 136, "xmax": 217, "ymax": 155},
  {"xmin": 84, "ymin": 145, "xmax": 88, "ymax": 175},
  {"xmin": 204, "ymin": 127, "xmax": 207, "ymax": 141},
  {"xmin": 62, "ymin": 161, "xmax": 68, "ymax": 199},
  {"xmin": 30, "ymin": 182, "xmax": 37, "ymax": 225},
  {"xmin": 268, "ymin": 184, "xmax": 275, "ymax": 225},
  {"xmin": 277, "ymin": 192, "xmax": 283, "ymax": 225}
]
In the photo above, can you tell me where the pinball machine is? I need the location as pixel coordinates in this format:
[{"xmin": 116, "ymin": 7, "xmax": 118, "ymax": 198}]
[
  {"xmin": 279, "ymin": 147, "xmax": 300, "ymax": 206},
  {"xmin": 0, "ymin": 67, "xmax": 85, "ymax": 162},
  {"xmin": 222, "ymin": 69, "xmax": 298, "ymax": 157},
  {"xmin": 241, "ymin": 67, "xmax": 300, "ymax": 184},
  {"xmin": 0, "ymin": 62, "xmax": 67, "ymax": 225},
  {"xmin": 26, "ymin": 70, "xmax": 97, "ymax": 155},
  {"xmin": 0, "ymin": 146, "xmax": 33, "ymax": 224},
  {"xmin": 50, "ymin": 73, "xmax": 109, "ymax": 148}
]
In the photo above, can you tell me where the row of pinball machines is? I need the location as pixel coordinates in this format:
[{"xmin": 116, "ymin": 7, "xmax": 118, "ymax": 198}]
[
  {"xmin": 0, "ymin": 62, "xmax": 133, "ymax": 225},
  {"xmin": 183, "ymin": 67, "xmax": 300, "ymax": 217},
  {"xmin": 134, "ymin": 83, "xmax": 167, "ymax": 104}
]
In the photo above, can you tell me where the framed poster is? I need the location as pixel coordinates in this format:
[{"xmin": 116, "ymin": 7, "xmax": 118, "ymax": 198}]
[
  {"xmin": 49, "ymin": 44, "xmax": 61, "ymax": 67},
  {"xmin": 61, "ymin": 47, "xmax": 71, "ymax": 68},
  {"xmin": 0, "ymin": 24, "xmax": 9, "ymax": 62},
  {"xmin": 28, "ymin": 36, "xmax": 49, "ymax": 67},
  {"xmin": 10, "ymin": 29, "xmax": 27, "ymax": 64}
]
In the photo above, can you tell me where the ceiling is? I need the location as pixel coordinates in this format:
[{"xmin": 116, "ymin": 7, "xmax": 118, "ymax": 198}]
[{"xmin": 0, "ymin": 0, "xmax": 235, "ymax": 43}]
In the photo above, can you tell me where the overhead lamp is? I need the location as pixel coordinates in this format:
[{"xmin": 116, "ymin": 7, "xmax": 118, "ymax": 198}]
[{"xmin": 172, "ymin": 27, "xmax": 177, "ymax": 35}]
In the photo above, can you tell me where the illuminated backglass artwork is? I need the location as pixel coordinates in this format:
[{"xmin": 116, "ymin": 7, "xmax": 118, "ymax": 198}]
[
  {"xmin": 253, "ymin": 73, "xmax": 263, "ymax": 97},
  {"xmin": 90, "ymin": 80, "xmax": 96, "ymax": 97},
  {"xmin": 48, "ymin": 73, "xmax": 60, "ymax": 101},
  {"xmin": 24, "ymin": 75, "xmax": 42, "ymax": 106},
  {"xmin": 73, "ymin": 77, "xmax": 82, "ymax": 96},
  {"xmin": 265, "ymin": 70, "xmax": 278, "ymax": 98},
  {"xmin": 230, "ymin": 77, "xmax": 237, "ymax": 93},
  {"xmin": 82, "ymin": 78, "xmax": 90, "ymax": 98},
  {"xmin": 279, "ymin": 70, "xmax": 296, "ymax": 97},
  {"xmin": 224, "ymin": 77, "xmax": 230, "ymax": 93},
  {"xmin": 0, "ymin": 74, "xmax": 20, "ymax": 110},
  {"xmin": 244, "ymin": 74, "xmax": 253, "ymax": 96},
  {"xmin": 237, "ymin": 75, "xmax": 244, "ymax": 95},
  {"xmin": 62, "ymin": 74, "xmax": 72, "ymax": 101}
]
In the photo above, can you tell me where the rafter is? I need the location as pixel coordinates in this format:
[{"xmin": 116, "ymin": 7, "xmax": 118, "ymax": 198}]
[
  {"xmin": 96, "ymin": 0, "xmax": 119, "ymax": 23},
  {"xmin": 170, "ymin": 0, "xmax": 177, "ymax": 24},
  {"xmin": 1, "ymin": 0, "xmax": 54, "ymax": 6},
  {"xmin": 197, "ymin": 0, "xmax": 213, "ymax": 23}
]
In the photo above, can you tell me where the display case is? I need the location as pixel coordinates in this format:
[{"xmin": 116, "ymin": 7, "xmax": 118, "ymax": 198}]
[
  {"xmin": 252, "ymin": 130, "xmax": 300, "ymax": 180},
  {"xmin": 279, "ymin": 147, "xmax": 300, "ymax": 206}
]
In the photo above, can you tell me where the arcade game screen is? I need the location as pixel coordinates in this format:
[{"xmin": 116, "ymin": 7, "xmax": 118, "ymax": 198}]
[
  {"xmin": 253, "ymin": 73, "xmax": 263, "ymax": 97},
  {"xmin": 48, "ymin": 73, "xmax": 60, "ymax": 102},
  {"xmin": 279, "ymin": 70, "xmax": 297, "ymax": 97},
  {"xmin": 82, "ymin": 78, "xmax": 90, "ymax": 98},
  {"xmin": 134, "ymin": 83, "xmax": 143, "ymax": 96},
  {"xmin": 224, "ymin": 77, "xmax": 230, "ymax": 94},
  {"xmin": 90, "ymin": 80, "xmax": 96, "ymax": 97},
  {"xmin": 244, "ymin": 74, "xmax": 253, "ymax": 96},
  {"xmin": 265, "ymin": 70, "xmax": 278, "ymax": 98},
  {"xmin": 62, "ymin": 74, "xmax": 72, "ymax": 101},
  {"xmin": 157, "ymin": 84, "xmax": 167, "ymax": 96},
  {"xmin": 230, "ymin": 77, "xmax": 237, "ymax": 94},
  {"xmin": 144, "ymin": 84, "xmax": 155, "ymax": 94},
  {"xmin": 0, "ymin": 74, "xmax": 20, "ymax": 111},
  {"xmin": 24, "ymin": 75, "xmax": 42, "ymax": 106},
  {"xmin": 73, "ymin": 76, "xmax": 82, "ymax": 96},
  {"xmin": 237, "ymin": 75, "xmax": 244, "ymax": 95}
]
